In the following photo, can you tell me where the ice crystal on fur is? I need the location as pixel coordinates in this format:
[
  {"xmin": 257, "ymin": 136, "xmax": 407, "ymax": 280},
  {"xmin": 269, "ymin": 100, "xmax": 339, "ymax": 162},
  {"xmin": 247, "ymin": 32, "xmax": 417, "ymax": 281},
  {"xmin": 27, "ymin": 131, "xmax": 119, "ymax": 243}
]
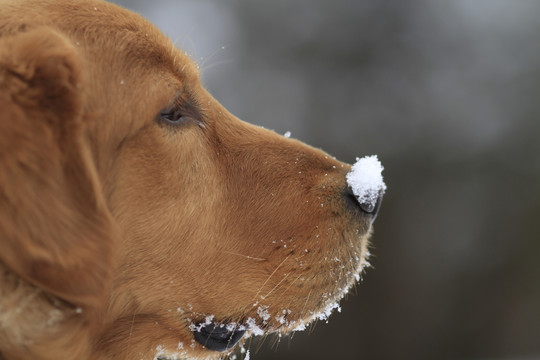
[
  {"xmin": 346, "ymin": 155, "xmax": 386, "ymax": 207},
  {"xmin": 314, "ymin": 300, "xmax": 341, "ymax": 323},
  {"xmin": 276, "ymin": 309, "xmax": 291, "ymax": 325},
  {"xmin": 153, "ymin": 344, "xmax": 185, "ymax": 360},
  {"xmin": 257, "ymin": 305, "xmax": 270, "ymax": 323},
  {"xmin": 153, "ymin": 345, "xmax": 165, "ymax": 360},
  {"xmin": 188, "ymin": 315, "xmax": 214, "ymax": 332},
  {"xmin": 245, "ymin": 317, "xmax": 264, "ymax": 336},
  {"xmin": 291, "ymin": 320, "xmax": 307, "ymax": 331}
]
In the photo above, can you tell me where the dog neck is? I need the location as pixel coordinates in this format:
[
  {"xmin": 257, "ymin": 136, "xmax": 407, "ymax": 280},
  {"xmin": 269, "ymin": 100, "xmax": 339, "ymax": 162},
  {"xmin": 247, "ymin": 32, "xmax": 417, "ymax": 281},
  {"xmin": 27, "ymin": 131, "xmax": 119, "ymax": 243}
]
[{"xmin": 0, "ymin": 263, "xmax": 91, "ymax": 359}]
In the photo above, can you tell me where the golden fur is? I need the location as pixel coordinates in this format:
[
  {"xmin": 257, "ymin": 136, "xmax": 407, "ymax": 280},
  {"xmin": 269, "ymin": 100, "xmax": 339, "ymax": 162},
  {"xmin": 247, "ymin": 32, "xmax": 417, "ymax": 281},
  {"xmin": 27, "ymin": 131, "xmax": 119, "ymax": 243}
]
[{"xmin": 0, "ymin": 0, "xmax": 377, "ymax": 359}]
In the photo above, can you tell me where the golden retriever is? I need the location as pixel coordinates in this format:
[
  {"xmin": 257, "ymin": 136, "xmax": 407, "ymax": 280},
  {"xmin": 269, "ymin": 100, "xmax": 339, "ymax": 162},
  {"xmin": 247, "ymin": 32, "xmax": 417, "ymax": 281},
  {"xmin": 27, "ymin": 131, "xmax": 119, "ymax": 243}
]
[{"xmin": 0, "ymin": 0, "xmax": 385, "ymax": 359}]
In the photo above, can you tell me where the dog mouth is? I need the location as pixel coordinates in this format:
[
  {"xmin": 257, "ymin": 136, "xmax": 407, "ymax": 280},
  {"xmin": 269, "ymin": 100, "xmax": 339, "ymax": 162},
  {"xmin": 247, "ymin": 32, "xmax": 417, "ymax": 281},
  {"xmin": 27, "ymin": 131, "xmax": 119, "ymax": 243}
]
[
  {"xmin": 189, "ymin": 226, "xmax": 374, "ymax": 353},
  {"xmin": 190, "ymin": 315, "xmax": 269, "ymax": 352},
  {"xmin": 189, "ymin": 285, "xmax": 356, "ymax": 352}
]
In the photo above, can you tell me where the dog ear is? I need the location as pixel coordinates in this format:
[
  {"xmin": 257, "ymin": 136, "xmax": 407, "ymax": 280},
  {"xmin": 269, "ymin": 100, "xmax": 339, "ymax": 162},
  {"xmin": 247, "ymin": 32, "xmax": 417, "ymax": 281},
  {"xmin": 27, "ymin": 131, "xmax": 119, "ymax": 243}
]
[{"xmin": 0, "ymin": 28, "xmax": 115, "ymax": 309}]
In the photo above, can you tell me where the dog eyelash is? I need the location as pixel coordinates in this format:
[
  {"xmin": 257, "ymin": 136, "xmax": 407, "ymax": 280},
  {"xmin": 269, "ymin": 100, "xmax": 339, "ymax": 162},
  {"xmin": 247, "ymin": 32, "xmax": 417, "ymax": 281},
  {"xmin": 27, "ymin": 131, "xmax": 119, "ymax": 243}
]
[{"xmin": 159, "ymin": 94, "xmax": 202, "ymax": 127}]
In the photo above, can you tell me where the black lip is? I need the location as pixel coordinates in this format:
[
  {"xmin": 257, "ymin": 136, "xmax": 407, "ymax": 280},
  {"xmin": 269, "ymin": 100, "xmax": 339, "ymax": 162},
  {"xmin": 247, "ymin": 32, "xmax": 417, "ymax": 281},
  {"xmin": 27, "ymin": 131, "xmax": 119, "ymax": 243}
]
[{"xmin": 192, "ymin": 323, "xmax": 246, "ymax": 352}]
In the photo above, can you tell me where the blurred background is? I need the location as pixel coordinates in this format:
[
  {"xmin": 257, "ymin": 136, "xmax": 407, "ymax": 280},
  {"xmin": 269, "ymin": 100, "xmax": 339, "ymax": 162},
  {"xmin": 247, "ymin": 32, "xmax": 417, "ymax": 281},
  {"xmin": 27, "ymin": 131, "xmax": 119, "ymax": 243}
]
[{"xmin": 110, "ymin": 0, "xmax": 540, "ymax": 359}]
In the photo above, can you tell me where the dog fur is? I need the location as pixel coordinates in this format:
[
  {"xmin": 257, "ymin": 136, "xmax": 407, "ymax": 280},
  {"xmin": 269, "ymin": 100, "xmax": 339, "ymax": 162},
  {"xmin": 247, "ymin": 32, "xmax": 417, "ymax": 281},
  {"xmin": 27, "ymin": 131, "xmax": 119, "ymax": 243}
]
[{"xmin": 0, "ymin": 0, "xmax": 377, "ymax": 359}]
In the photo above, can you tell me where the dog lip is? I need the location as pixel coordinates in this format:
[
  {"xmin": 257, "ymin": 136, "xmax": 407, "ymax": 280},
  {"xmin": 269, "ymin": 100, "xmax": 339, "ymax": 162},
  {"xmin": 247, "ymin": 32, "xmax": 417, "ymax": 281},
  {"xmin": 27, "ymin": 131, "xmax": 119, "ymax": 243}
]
[{"xmin": 192, "ymin": 322, "xmax": 246, "ymax": 352}]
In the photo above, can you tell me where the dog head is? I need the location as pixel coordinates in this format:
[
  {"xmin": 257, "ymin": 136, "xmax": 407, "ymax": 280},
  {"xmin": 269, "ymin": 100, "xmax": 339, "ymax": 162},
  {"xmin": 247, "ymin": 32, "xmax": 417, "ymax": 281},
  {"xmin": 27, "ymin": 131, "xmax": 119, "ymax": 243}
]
[{"xmin": 0, "ymin": 1, "xmax": 384, "ymax": 359}]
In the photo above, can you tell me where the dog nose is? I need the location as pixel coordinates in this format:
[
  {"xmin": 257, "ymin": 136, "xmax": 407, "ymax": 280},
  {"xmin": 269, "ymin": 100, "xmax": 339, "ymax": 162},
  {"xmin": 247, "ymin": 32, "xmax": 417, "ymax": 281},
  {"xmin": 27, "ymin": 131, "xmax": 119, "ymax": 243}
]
[
  {"xmin": 345, "ymin": 155, "xmax": 386, "ymax": 221},
  {"xmin": 346, "ymin": 187, "xmax": 383, "ymax": 219}
]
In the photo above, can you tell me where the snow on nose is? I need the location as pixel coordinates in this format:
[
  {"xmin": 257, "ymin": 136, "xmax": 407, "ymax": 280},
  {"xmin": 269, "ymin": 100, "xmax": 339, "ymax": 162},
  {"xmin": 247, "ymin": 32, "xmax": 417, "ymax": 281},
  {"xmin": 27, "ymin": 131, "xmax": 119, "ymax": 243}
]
[{"xmin": 346, "ymin": 155, "xmax": 387, "ymax": 211}]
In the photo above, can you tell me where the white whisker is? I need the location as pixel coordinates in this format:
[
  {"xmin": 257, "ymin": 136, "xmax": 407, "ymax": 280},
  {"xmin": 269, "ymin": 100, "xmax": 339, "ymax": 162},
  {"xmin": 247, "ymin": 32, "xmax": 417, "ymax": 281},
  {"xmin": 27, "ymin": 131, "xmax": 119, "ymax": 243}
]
[
  {"xmin": 262, "ymin": 272, "xmax": 291, "ymax": 300},
  {"xmin": 224, "ymin": 251, "xmax": 266, "ymax": 262},
  {"xmin": 201, "ymin": 59, "xmax": 233, "ymax": 73},
  {"xmin": 198, "ymin": 45, "xmax": 227, "ymax": 71},
  {"xmin": 300, "ymin": 288, "xmax": 312, "ymax": 320},
  {"xmin": 252, "ymin": 254, "xmax": 291, "ymax": 301}
]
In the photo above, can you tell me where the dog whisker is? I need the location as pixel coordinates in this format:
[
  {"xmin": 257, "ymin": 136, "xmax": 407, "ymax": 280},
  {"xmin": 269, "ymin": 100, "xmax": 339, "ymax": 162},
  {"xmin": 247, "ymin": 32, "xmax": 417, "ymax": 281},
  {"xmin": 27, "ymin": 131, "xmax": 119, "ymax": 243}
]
[
  {"xmin": 198, "ymin": 44, "xmax": 227, "ymax": 71},
  {"xmin": 279, "ymin": 273, "xmax": 304, "ymax": 298},
  {"xmin": 266, "ymin": 251, "xmax": 309, "ymax": 300},
  {"xmin": 252, "ymin": 255, "xmax": 291, "ymax": 302},
  {"xmin": 261, "ymin": 272, "xmax": 291, "ymax": 300},
  {"xmin": 200, "ymin": 59, "xmax": 233, "ymax": 73},
  {"xmin": 224, "ymin": 251, "xmax": 266, "ymax": 262},
  {"xmin": 299, "ymin": 288, "xmax": 312, "ymax": 321}
]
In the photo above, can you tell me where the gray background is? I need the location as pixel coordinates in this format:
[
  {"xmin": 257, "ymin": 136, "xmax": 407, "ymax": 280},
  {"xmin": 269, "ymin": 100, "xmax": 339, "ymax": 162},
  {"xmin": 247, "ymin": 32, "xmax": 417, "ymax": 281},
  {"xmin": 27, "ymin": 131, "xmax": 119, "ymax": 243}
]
[{"xmin": 110, "ymin": 1, "xmax": 540, "ymax": 359}]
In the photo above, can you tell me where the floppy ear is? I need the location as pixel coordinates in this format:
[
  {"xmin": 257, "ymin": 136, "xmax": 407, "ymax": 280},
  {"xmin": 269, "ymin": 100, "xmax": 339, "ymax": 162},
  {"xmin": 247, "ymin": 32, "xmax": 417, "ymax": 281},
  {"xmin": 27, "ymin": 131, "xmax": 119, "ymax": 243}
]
[{"xmin": 0, "ymin": 27, "xmax": 115, "ymax": 309}]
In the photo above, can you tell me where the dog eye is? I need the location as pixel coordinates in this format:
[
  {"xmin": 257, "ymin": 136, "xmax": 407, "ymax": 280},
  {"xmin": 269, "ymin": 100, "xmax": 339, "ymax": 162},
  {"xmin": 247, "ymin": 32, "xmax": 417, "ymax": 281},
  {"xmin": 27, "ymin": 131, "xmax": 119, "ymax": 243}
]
[
  {"xmin": 158, "ymin": 94, "xmax": 204, "ymax": 129},
  {"xmin": 160, "ymin": 108, "xmax": 187, "ymax": 125}
]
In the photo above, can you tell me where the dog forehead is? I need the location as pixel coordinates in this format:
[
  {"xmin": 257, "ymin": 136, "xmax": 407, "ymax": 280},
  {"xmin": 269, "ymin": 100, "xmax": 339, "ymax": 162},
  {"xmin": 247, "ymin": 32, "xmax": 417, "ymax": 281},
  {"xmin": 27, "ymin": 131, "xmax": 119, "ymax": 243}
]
[
  {"xmin": 0, "ymin": 0, "xmax": 199, "ymax": 83},
  {"xmin": 67, "ymin": 1, "xmax": 199, "ymax": 82}
]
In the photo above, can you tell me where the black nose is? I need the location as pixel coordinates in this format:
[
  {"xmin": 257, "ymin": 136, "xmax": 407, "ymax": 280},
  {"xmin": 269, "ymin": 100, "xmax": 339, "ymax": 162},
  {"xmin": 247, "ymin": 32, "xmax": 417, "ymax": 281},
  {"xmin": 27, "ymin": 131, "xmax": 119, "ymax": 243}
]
[
  {"xmin": 346, "ymin": 187, "xmax": 383, "ymax": 220},
  {"xmin": 192, "ymin": 322, "xmax": 245, "ymax": 352}
]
